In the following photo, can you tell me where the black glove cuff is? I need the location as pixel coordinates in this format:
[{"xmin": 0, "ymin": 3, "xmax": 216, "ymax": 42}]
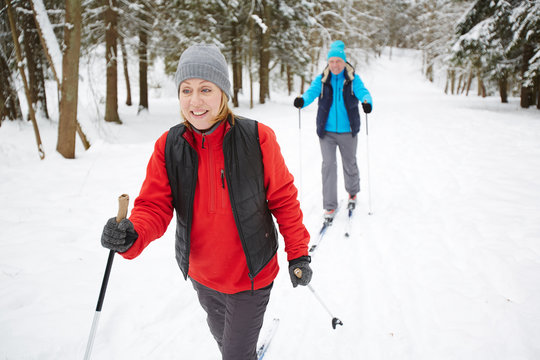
[
  {"xmin": 125, "ymin": 228, "xmax": 139, "ymax": 244},
  {"xmin": 289, "ymin": 255, "xmax": 311, "ymax": 267}
]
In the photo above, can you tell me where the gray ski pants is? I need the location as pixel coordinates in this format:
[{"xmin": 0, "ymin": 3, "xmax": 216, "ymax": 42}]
[
  {"xmin": 190, "ymin": 278, "xmax": 273, "ymax": 360},
  {"xmin": 319, "ymin": 132, "xmax": 360, "ymax": 210}
]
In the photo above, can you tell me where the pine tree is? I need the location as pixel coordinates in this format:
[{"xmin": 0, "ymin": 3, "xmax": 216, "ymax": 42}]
[{"xmin": 509, "ymin": 0, "xmax": 540, "ymax": 108}]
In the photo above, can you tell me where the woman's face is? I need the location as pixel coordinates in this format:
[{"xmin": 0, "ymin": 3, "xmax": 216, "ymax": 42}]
[{"xmin": 179, "ymin": 78, "xmax": 223, "ymax": 130}]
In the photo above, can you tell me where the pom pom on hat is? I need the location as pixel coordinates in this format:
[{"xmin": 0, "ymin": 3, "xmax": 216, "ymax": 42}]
[
  {"xmin": 327, "ymin": 40, "xmax": 347, "ymax": 62},
  {"xmin": 174, "ymin": 44, "xmax": 232, "ymax": 99}
]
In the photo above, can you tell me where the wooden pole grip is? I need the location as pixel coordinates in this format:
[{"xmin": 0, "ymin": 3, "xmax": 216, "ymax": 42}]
[
  {"xmin": 116, "ymin": 194, "xmax": 130, "ymax": 223},
  {"xmin": 294, "ymin": 268, "xmax": 302, "ymax": 278}
]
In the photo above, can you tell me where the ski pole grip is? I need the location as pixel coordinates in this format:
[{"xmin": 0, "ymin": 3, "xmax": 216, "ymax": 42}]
[
  {"xmin": 294, "ymin": 268, "xmax": 302, "ymax": 278},
  {"xmin": 116, "ymin": 194, "xmax": 130, "ymax": 223}
]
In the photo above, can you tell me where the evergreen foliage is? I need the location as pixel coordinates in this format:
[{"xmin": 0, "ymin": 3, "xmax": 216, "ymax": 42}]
[
  {"xmin": 451, "ymin": 0, "xmax": 540, "ymax": 107},
  {"xmin": 1, "ymin": 0, "xmax": 538, "ymax": 130}
]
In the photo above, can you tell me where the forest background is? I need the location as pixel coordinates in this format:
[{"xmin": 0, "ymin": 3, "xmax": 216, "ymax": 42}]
[{"xmin": 0, "ymin": 0, "xmax": 539, "ymax": 160}]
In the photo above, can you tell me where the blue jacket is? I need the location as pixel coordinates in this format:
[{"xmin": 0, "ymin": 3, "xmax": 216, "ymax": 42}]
[{"xmin": 302, "ymin": 63, "xmax": 372, "ymax": 137}]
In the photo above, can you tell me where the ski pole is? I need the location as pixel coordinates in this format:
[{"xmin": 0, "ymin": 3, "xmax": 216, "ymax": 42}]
[
  {"xmin": 294, "ymin": 269, "xmax": 343, "ymax": 329},
  {"xmin": 84, "ymin": 194, "xmax": 130, "ymax": 360},
  {"xmin": 365, "ymin": 113, "xmax": 373, "ymax": 215},
  {"xmin": 298, "ymin": 108, "xmax": 303, "ymax": 202}
]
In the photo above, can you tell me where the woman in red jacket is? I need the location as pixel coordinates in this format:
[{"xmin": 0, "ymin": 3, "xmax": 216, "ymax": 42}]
[{"xmin": 101, "ymin": 43, "xmax": 312, "ymax": 360}]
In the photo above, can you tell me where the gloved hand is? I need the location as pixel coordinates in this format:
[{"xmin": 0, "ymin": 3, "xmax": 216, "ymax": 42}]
[
  {"xmin": 362, "ymin": 102, "xmax": 372, "ymax": 114},
  {"xmin": 288, "ymin": 256, "xmax": 312, "ymax": 287},
  {"xmin": 101, "ymin": 217, "xmax": 138, "ymax": 253},
  {"xmin": 294, "ymin": 96, "xmax": 304, "ymax": 109}
]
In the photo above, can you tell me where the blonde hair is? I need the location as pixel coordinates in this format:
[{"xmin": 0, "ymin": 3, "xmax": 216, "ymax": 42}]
[{"xmin": 181, "ymin": 91, "xmax": 234, "ymax": 129}]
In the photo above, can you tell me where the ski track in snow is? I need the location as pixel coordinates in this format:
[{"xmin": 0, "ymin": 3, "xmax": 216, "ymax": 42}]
[{"xmin": 1, "ymin": 48, "xmax": 540, "ymax": 359}]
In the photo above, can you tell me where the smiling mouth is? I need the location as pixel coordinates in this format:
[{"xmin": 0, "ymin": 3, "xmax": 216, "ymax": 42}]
[{"xmin": 192, "ymin": 110, "xmax": 208, "ymax": 116}]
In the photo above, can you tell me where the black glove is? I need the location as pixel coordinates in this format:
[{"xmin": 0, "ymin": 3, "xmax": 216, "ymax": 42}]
[
  {"xmin": 294, "ymin": 97, "xmax": 304, "ymax": 109},
  {"xmin": 362, "ymin": 102, "xmax": 372, "ymax": 114},
  {"xmin": 289, "ymin": 256, "xmax": 312, "ymax": 287},
  {"xmin": 101, "ymin": 217, "xmax": 138, "ymax": 253}
]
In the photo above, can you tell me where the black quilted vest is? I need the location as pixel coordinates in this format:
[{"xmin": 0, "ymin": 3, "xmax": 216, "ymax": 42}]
[{"xmin": 164, "ymin": 116, "xmax": 278, "ymax": 282}]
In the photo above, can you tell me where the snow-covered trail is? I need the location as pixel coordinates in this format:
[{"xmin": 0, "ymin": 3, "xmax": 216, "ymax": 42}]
[
  {"xmin": 1, "ymin": 48, "xmax": 540, "ymax": 359},
  {"xmin": 332, "ymin": 50, "xmax": 540, "ymax": 359}
]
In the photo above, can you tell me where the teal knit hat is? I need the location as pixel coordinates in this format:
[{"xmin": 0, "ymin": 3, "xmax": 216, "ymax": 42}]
[{"xmin": 327, "ymin": 40, "xmax": 347, "ymax": 62}]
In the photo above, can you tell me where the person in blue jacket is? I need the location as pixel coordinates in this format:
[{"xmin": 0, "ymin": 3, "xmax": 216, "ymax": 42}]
[{"xmin": 294, "ymin": 40, "xmax": 373, "ymax": 220}]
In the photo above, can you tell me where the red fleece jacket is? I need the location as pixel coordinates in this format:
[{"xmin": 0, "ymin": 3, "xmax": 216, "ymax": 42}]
[{"xmin": 121, "ymin": 120, "xmax": 310, "ymax": 294}]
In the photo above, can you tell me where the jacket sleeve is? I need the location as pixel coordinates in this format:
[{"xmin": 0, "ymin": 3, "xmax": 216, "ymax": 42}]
[
  {"xmin": 301, "ymin": 74, "xmax": 323, "ymax": 108},
  {"xmin": 353, "ymin": 74, "xmax": 373, "ymax": 107},
  {"xmin": 120, "ymin": 131, "xmax": 174, "ymax": 259},
  {"xmin": 258, "ymin": 123, "xmax": 310, "ymax": 261}
]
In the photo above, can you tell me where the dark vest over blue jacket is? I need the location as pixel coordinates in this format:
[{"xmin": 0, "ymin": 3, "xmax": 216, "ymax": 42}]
[
  {"xmin": 164, "ymin": 117, "xmax": 278, "ymax": 281},
  {"xmin": 316, "ymin": 63, "xmax": 361, "ymax": 138}
]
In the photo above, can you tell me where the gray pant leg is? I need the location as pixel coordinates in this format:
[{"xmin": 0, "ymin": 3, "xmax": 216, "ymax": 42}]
[
  {"xmin": 191, "ymin": 279, "xmax": 226, "ymax": 352},
  {"xmin": 337, "ymin": 133, "xmax": 360, "ymax": 196},
  {"xmin": 191, "ymin": 279, "xmax": 272, "ymax": 360},
  {"xmin": 222, "ymin": 284, "xmax": 272, "ymax": 360},
  {"xmin": 319, "ymin": 134, "xmax": 339, "ymax": 210}
]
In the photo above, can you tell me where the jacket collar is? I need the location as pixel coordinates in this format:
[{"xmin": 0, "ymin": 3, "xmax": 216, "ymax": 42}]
[{"xmin": 321, "ymin": 62, "xmax": 355, "ymax": 83}]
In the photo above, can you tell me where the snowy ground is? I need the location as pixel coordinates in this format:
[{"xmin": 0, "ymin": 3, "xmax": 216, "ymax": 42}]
[{"xmin": 1, "ymin": 48, "xmax": 540, "ymax": 359}]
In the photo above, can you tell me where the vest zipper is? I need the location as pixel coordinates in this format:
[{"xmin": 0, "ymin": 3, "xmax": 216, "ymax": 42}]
[
  {"xmin": 221, "ymin": 169, "xmax": 225, "ymax": 188},
  {"xmin": 335, "ymin": 76, "xmax": 339, "ymax": 132}
]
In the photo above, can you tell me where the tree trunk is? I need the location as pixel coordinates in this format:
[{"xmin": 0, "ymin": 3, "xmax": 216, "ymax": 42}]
[
  {"xmin": 426, "ymin": 63, "xmax": 433, "ymax": 82},
  {"xmin": 120, "ymin": 37, "xmax": 132, "ymax": 106},
  {"xmin": 248, "ymin": 15, "xmax": 254, "ymax": 109},
  {"xmin": 498, "ymin": 75, "xmax": 508, "ymax": 103},
  {"xmin": 457, "ymin": 73, "xmax": 464, "ymax": 94},
  {"xmin": 138, "ymin": 6, "xmax": 149, "ymax": 113},
  {"xmin": 534, "ymin": 75, "xmax": 540, "ymax": 109},
  {"xmin": 6, "ymin": 0, "xmax": 45, "ymax": 159},
  {"xmin": 287, "ymin": 64, "xmax": 293, "ymax": 95},
  {"xmin": 230, "ymin": 20, "xmax": 243, "ymax": 108},
  {"xmin": 22, "ymin": 1, "xmax": 49, "ymax": 119},
  {"xmin": 138, "ymin": 31, "xmax": 148, "ymax": 112},
  {"xmin": 465, "ymin": 70, "xmax": 473, "ymax": 96},
  {"xmin": 30, "ymin": 0, "xmax": 90, "ymax": 149},
  {"xmin": 104, "ymin": 0, "xmax": 120, "ymax": 123},
  {"xmin": 478, "ymin": 76, "xmax": 486, "ymax": 97},
  {"xmin": 258, "ymin": 0, "xmax": 271, "ymax": 104},
  {"xmin": 520, "ymin": 43, "xmax": 534, "ymax": 108},
  {"xmin": 232, "ymin": 23, "xmax": 240, "ymax": 108},
  {"xmin": 450, "ymin": 69, "xmax": 455, "ymax": 95},
  {"xmin": 0, "ymin": 49, "xmax": 23, "ymax": 123},
  {"xmin": 529, "ymin": 72, "xmax": 537, "ymax": 107},
  {"xmin": 57, "ymin": 0, "xmax": 82, "ymax": 158}
]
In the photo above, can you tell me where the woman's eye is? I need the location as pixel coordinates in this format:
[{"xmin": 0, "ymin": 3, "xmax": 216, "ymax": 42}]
[
  {"xmin": 181, "ymin": 88, "xmax": 191, "ymax": 95},
  {"xmin": 202, "ymin": 88, "xmax": 211, "ymax": 93}
]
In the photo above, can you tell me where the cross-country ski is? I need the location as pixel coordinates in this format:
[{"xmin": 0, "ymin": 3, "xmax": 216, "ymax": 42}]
[
  {"xmin": 257, "ymin": 318, "xmax": 280, "ymax": 360},
  {"xmin": 309, "ymin": 202, "xmax": 343, "ymax": 253}
]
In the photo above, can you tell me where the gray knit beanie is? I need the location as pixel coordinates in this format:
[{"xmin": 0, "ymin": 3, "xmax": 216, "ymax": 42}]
[{"xmin": 174, "ymin": 44, "xmax": 232, "ymax": 100}]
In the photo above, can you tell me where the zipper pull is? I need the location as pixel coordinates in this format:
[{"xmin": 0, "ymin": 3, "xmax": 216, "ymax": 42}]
[
  {"xmin": 202, "ymin": 134, "xmax": 206, "ymax": 149},
  {"xmin": 221, "ymin": 169, "xmax": 225, "ymax": 188}
]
